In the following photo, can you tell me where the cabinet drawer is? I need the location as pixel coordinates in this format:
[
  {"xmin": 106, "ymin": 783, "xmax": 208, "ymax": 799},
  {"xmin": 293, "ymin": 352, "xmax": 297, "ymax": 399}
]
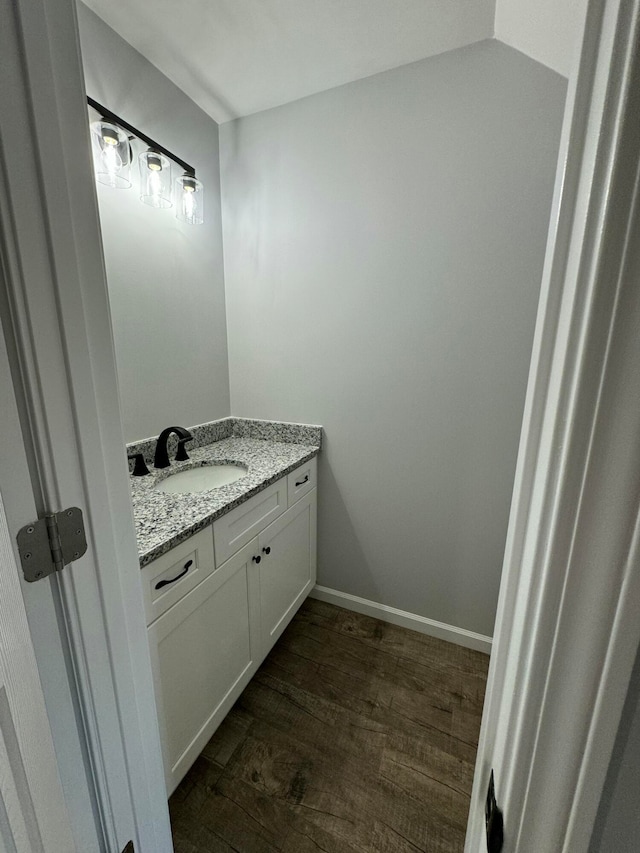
[
  {"xmin": 141, "ymin": 526, "xmax": 215, "ymax": 626},
  {"xmin": 287, "ymin": 457, "xmax": 317, "ymax": 507},
  {"xmin": 214, "ymin": 478, "xmax": 287, "ymax": 564}
]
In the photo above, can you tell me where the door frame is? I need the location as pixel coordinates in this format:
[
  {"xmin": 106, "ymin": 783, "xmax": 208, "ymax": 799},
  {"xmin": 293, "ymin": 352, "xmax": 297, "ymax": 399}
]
[
  {"xmin": 466, "ymin": 0, "xmax": 640, "ymax": 849},
  {"xmin": 0, "ymin": 0, "xmax": 172, "ymax": 850}
]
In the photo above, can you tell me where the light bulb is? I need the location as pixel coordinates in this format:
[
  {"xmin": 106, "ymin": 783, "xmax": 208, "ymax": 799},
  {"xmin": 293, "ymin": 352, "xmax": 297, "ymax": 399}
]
[
  {"xmin": 149, "ymin": 169, "xmax": 162, "ymax": 202},
  {"xmin": 102, "ymin": 142, "xmax": 123, "ymax": 184},
  {"xmin": 90, "ymin": 121, "xmax": 132, "ymax": 189},
  {"xmin": 175, "ymin": 174, "xmax": 204, "ymax": 225},
  {"xmin": 183, "ymin": 189, "xmax": 195, "ymax": 220},
  {"xmin": 181, "ymin": 178, "xmax": 196, "ymax": 219},
  {"xmin": 139, "ymin": 150, "xmax": 172, "ymax": 208}
]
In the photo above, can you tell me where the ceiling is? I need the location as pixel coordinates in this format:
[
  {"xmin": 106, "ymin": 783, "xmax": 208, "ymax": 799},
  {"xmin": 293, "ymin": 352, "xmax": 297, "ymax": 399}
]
[{"xmin": 80, "ymin": 0, "xmax": 496, "ymax": 123}]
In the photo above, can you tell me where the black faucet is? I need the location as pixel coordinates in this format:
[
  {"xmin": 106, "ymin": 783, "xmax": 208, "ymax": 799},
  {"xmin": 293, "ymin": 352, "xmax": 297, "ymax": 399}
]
[{"xmin": 154, "ymin": 426, "xmax": 193, "ymax": 469}]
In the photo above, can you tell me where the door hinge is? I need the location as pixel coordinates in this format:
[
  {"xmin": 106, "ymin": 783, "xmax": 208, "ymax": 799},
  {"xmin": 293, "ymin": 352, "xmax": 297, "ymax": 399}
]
[{"xmin": 16, "ymin": 507, "xmax": 88, "ymax": 583}]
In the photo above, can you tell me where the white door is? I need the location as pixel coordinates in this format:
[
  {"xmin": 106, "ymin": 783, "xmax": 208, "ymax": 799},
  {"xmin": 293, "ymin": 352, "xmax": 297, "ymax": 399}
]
[
  {"xmin": 0, "ymin": 0, "xmax": 173, "ymax": 850},
  {"xmin": 0, "ymin": 289, "xmax": 75, "ymax": 849},
  {"xmin": 0, "ymin": 486, "xmax": 75, "ymax": 853},
  {"xmin": 0, "ymin": 309, "xmax": 100, "ymax": 850}
]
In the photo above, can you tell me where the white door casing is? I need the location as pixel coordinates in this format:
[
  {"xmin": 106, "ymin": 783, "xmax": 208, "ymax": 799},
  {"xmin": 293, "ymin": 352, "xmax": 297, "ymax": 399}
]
[
  {"xmin": 466, "ymin": 0, "xmax": 640, "ymax": 850},
  {"xmin": 0, "ymin": 0, "xmax": 173, "ymax": 850}
]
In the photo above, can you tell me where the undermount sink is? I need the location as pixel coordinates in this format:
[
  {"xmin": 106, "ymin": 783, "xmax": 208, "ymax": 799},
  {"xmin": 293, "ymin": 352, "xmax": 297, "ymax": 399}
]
[{"xmin": 154, "ymin": 463, "xmax": 248, "ymax": 494}]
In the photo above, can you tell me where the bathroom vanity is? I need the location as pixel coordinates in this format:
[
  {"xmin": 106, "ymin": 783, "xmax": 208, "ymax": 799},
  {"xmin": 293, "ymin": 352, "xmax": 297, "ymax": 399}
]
[{"xmin": 128, "ymin": 419, "xmax": 320, "ymax": 793}]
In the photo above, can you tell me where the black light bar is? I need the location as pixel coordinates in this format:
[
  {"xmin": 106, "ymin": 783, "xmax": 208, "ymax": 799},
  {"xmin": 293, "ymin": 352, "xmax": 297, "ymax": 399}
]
[{"xmin": 87, "ymin": 96, "xmax": 196, "ymax": 177}]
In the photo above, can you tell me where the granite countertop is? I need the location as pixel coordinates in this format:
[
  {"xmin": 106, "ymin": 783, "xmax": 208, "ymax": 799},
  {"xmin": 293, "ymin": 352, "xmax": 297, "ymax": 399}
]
[{"xmin": 131, "ymin": 436, "xmax": 320, "ymax": 567}]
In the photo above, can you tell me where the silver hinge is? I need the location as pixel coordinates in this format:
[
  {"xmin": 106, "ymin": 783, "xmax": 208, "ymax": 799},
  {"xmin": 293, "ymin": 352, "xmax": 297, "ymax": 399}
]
[{"xmin": 16, "ymin": 507, "xmax": 88, "ymax": 583}]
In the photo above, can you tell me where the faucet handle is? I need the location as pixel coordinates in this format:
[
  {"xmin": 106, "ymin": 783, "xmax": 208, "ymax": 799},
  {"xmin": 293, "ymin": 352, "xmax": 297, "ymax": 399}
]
[
  {"xmin": 175, "ymin": 437, "xmax": 192, "ymax": 462},
  {"xmin": 128, "ymin": 453, "xmax": 150, "ymax": 477}
]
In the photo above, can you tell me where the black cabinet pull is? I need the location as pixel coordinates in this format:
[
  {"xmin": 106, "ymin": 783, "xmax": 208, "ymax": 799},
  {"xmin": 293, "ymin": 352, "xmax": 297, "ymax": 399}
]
[
  {"xmin": 155, "ymin": 559, "xmax": 193, "ymax": 590},
  {"xmin": 295, "ymin": 474, "xmax": 310, "ymax": 487},
  {"xmin": 262, "ymin": 546, "xmax": 271, "ymax": 555},
  {"xmin": 252, "ymin": 555, "xmax": 261, "ymax": 564}
]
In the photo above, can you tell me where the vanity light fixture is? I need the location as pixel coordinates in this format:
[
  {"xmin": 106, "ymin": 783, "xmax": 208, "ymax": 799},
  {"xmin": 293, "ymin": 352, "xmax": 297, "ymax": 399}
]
[{"xmin": 87, "ymin": 96, "xmax": 205, "ymax": 224}]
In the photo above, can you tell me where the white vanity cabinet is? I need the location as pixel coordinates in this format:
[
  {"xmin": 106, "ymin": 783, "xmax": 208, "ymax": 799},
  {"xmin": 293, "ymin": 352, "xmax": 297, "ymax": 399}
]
[{"xmin": 142, "ymin": 458, "xmax": 317, "ymax": 794}]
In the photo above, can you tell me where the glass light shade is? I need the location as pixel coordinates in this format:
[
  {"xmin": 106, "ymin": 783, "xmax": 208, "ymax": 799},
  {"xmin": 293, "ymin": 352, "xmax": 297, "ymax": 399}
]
[
  {"xmin": 175, "ymin": 174, "xmax": 204, "ymax": 225},
  {"xmin": 139, "ymin": 150, "xmax": 172, "ymax": 208},
  {"xmin": 90, "ymin": 121, "xmax": 131, "ymax": 188}
]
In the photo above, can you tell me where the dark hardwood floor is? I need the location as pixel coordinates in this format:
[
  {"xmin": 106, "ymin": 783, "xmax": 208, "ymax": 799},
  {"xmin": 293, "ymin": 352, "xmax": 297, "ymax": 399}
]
[{"xmin": 169, "ymin": 599, "xmax": 489, "ymax": 853}]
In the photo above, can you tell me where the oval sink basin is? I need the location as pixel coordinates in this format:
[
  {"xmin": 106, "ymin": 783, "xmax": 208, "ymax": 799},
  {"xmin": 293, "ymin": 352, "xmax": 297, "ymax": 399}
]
[{"xmin": 155, "ymin": 463, "xmax": 248, "ymax": 494}]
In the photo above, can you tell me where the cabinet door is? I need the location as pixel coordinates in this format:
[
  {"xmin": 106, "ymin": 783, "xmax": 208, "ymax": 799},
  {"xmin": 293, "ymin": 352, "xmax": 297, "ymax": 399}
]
[
  {"xmin": 258, "ymin": 489, "xmax": 317, "ymax": 656},
  {"xmin": 147, "ymin": 539, "xmax": 260, "ymax": 794}
]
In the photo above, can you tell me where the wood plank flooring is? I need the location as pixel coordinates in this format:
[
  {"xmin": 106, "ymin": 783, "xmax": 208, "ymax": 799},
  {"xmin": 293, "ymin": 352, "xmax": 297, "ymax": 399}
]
[{"xmin": 169, "ymin": 599, "xmax": 489, "ymax": 853}]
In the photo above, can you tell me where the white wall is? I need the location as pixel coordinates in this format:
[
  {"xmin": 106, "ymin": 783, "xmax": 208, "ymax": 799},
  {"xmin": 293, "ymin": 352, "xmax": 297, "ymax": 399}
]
[
  {"xmin": 220, "ymin": 40, "xmax": 567, "ymax": 637},
  {"xmin": 77, "ymin": 4, "xmax": 230, "ymax": 443},
  {"xmin": 495, "ymin": 0, "xmax": 589, "ymax": 77}
]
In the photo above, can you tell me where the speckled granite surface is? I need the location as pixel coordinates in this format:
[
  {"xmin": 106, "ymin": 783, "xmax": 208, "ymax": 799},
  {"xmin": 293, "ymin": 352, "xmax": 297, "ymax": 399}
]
[
  {"xmin": 131, "ymin": 436, "xmax": 320, "ymax": 568},
  {"xmin": 127, "ymin": 417, "xmax": 322, "ymax": 468},
  {"xmin": 230, "ymin": 418, "xmax": 322, "ymax": 446}
]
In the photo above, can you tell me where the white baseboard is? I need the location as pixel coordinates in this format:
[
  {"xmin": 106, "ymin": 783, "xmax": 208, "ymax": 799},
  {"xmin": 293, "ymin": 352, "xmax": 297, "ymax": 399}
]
[{"xmin": 309, "ymin": 585, "xmax": 492, "ymax": 655}]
